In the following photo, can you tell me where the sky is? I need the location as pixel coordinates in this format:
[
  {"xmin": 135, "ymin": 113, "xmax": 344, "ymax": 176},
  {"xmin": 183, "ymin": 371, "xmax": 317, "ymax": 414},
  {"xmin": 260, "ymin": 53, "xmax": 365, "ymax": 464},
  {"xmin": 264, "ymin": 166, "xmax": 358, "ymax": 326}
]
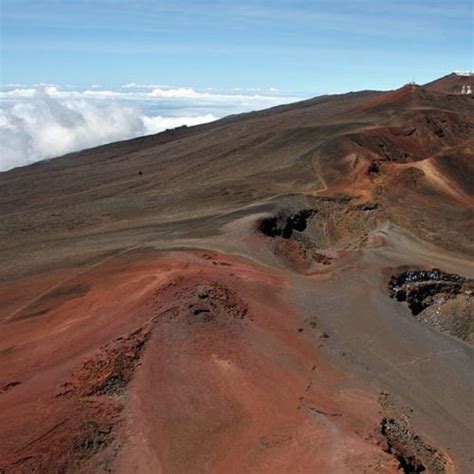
[{"xmin": 0, "ymin": 0, "xmax": 472, "ymax": 170}]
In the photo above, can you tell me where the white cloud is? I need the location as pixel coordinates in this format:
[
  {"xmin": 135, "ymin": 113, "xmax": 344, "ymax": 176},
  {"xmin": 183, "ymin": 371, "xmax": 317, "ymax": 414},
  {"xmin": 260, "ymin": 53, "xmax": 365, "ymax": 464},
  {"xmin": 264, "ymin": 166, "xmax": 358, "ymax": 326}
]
[
  {"xmin": 0, "ymin": 96, "xmax": 144, "ymax": 171},
  {"xmin": 141, "ymin": 113, "xmax": 217, "ymax": 133},
  {"xmin": 83, "ymin": 89, "xmax": 123, "ymax": 98},
  {"xmin": 148, "ymin": 87, "xmax": 205, "ymax": 98},
  {"xmin": 0, "ymin": 84, "xmax": 299, "ymax": 172},
  {"xmin": 121, "ymin": 82, "xmax": 169, "ymax": 89},
  {"xmin": 1, "ymin": 88, "xmax": 37, "ymax": 97},
  {"xmin": 1, "ymin": 83, "xmax": 28, "ymax": 88}
]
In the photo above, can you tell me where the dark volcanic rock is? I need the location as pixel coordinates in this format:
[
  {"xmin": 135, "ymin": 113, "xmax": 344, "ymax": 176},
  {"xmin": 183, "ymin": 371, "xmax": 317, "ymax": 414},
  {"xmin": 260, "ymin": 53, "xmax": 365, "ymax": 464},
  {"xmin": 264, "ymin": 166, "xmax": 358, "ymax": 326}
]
[
  {"xmin": 258, "ymin": 209, "xmax": 317, "ymax": 239},
  {"xmin": 388, "ymin": 268, "xmax": 473, "ymax": 342},
  {"xmin": 379, "ymin": 417, "xmax": 447, "ymax": 473},
  {"xmin": 389, "ymin": 268, "xmax": 466, "ymax": 315}
]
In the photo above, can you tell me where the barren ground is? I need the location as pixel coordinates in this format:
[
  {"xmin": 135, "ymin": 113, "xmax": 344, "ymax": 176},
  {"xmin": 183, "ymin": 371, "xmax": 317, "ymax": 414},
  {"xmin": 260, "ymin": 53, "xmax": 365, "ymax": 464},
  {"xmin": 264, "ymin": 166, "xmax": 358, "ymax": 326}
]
[{"xmin": 0, "ymin": 74, "xmax": 473, "ymax": 473}]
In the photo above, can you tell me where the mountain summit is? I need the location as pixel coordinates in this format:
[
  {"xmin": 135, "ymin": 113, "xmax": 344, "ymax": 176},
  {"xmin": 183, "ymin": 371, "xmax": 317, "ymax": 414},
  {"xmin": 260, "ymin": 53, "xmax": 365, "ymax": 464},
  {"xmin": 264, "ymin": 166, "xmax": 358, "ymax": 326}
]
[{"xmin": 424, "ymin": 71, "xmax": 474, "ymax": 94}]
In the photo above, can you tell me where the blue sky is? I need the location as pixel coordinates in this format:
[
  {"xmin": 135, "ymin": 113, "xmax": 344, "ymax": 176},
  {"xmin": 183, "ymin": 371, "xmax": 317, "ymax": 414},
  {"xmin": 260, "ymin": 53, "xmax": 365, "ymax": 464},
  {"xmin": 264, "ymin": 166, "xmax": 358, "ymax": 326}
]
[{"xmin": 1, "ymin": 0, "xmax": 472, "ymax": 95}]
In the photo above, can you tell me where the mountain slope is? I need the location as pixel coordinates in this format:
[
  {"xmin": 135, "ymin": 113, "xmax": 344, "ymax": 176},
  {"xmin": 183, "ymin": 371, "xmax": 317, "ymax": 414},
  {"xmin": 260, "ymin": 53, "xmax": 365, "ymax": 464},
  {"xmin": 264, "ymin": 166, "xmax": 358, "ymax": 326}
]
[
  {"xmin": 0, "ymin": 74, "xmax": 473, "ymax": 473},
  {"xmin": 425, "ymin": 71, "xmax": 473, "ymax": 94}
]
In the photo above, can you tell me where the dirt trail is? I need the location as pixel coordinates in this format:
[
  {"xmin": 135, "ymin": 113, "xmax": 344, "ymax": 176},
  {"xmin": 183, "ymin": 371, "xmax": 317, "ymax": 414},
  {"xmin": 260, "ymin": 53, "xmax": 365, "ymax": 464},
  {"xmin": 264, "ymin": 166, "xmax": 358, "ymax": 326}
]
[{"xmin": 415, "ymin": 159, "xmax": 474, "ymax": 206}]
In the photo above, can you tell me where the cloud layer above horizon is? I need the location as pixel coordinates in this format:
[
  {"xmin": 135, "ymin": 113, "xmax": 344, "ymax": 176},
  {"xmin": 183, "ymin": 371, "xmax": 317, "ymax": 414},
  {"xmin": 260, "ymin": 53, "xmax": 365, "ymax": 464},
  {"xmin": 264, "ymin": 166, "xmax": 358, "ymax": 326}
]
[{"xmin": 0, "ymin": 84, "xmax": 299, "ymax": 171}]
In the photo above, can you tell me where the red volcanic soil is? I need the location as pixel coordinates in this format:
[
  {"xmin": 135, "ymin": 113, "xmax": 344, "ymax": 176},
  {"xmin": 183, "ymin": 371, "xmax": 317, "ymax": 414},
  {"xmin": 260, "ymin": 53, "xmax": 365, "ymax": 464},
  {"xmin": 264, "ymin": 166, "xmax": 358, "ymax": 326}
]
[
  {"xmin": 0, "ymin": 251, "xmax": 400, "ymax": 473},
  {"xmin": 0, "ymin": 73, "xmax": 473, "ymax": 473}
]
